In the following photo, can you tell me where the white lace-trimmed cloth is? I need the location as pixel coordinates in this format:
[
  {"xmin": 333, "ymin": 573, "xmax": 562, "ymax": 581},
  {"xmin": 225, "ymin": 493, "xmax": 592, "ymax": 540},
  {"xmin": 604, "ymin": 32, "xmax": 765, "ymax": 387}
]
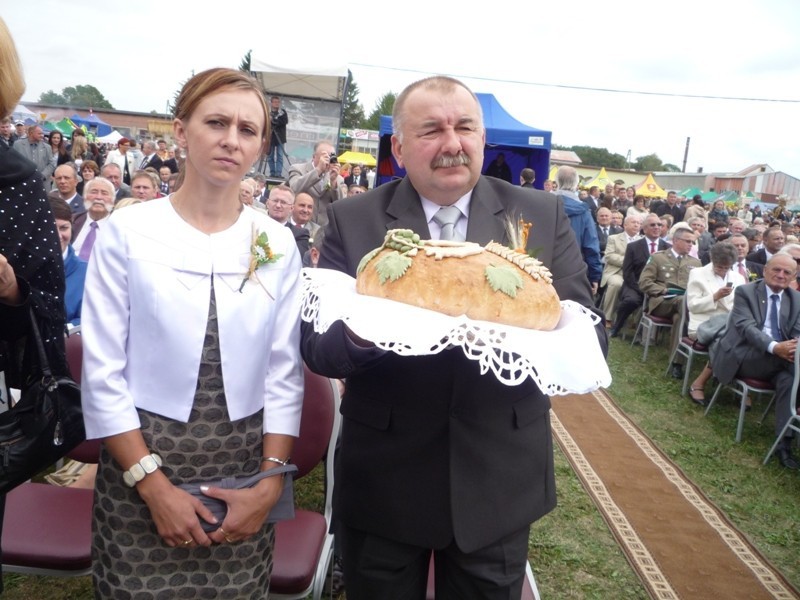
[{"xmin": 300, "ymin": 268, "xmax": 612, "ymax": 394}]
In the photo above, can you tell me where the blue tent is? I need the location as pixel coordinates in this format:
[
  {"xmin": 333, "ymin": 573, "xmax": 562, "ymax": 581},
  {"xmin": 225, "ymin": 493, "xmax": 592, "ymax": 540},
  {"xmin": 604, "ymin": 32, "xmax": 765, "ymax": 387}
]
[
  {"xmin": 70, "ymin": 113, "xmax": 113, "ymax": 137},
  {"xmin": 376, "ymin": 93, "xmax": 551, "ymax": 189}
]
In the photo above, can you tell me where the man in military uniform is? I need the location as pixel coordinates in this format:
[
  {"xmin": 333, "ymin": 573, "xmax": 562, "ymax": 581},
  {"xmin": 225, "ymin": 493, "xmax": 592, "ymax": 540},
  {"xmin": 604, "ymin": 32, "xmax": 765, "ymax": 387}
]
[{"xmin": 639, "ymin": 225, "xmax": 701, "ymax": 378}]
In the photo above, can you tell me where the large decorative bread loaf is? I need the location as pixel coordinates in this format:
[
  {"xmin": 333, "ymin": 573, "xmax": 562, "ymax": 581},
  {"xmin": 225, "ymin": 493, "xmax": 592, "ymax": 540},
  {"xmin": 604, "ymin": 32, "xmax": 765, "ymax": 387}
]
[{"xmin": 355, "ymin": 229, "xmax": 561, "ymax": 330}]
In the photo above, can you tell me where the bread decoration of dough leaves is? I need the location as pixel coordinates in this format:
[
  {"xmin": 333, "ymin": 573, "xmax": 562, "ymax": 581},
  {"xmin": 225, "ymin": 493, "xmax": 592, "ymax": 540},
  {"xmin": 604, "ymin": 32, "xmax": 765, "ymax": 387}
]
[{"xmin": 355, "ymin": 221, "xmax": 561, "ymax": 330}]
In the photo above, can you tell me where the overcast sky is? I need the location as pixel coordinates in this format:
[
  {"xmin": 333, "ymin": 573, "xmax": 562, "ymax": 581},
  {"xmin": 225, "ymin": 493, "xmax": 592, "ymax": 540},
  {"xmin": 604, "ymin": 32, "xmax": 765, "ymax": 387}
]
[{"xmin": 6, "ymin": 0, "xmax": 800, "ymax": 175}]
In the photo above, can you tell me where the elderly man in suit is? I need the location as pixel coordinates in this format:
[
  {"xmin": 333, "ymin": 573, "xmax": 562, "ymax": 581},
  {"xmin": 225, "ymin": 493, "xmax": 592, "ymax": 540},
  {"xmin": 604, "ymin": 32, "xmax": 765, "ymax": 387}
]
[
  {"xmin": 609, "ymin": 213, "xmax": 671, "ymax": 338},
  {"xmin": 100, "ymin": 162, "xmax": 132, "ymax": 203},
  {"xmin": 301, "ymin": 75, "xmax": 606, "ymax": 599},
  {"xmin": 287, "ymin": 140, "xmax": 346, "ymax": 228},
  {"xmin": 729, "ymin": 233, "xmax": 763, "ymax": 281},
  {"xmin": 596, "ymin": 207, "xmax": 623, "ymax": 256},
  {"xmin": 710, "ymin": 254, "xmax": 800, "ymax": 469},
  {"xmin": 601, "ymin": 214, "xmax": 642, "ymax": 323},
  {"xmin": 71, "ymin": 177, "xmax": 115, "ymax": 260}
]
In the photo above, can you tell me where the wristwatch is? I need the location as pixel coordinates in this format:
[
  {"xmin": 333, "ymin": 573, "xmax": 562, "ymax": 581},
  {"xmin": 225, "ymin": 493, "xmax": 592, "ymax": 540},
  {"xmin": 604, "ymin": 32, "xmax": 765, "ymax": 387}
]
[{"xmin": 122, "ymin": 453, "xmax": 163, "ymax": 487}]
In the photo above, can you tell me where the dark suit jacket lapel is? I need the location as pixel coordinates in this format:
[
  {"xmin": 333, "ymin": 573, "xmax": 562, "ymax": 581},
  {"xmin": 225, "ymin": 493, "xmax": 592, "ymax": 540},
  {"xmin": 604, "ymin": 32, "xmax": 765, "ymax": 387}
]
[
  {"xmin": 465, "ymin": 178, "xmax": 506, "ymax": 245},
  {"xmin": 753, "ymin": 280, "xmax": 768, "ymax": 330},
  {"xmin": 779, "ymin": 286, "xmax": 794, "ymax": 340},
  {"xmin": 384, "ymin": 178, "xmax": 432, "ymax": 237}
]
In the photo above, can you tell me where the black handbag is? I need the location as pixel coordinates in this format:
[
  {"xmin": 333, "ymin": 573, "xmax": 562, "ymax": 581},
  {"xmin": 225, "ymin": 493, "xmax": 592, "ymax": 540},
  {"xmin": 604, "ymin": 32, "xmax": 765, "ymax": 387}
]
[
  {"xmin": 0, "ymin": 310, "xmax": 85, "ymax": 495},
  {"xmin": 178, "ymin": 463, "xmax": 298, "ymax": 533}
]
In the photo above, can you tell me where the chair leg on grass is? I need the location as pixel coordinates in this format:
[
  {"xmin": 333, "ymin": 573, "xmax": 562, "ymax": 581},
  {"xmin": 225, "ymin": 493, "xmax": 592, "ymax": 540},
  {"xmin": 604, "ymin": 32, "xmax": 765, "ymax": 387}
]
[
  {"xmin": 763, "ymin": 422, "xmax": 795, "ymax": 465},
  {"xmin": 705, "ymin": 383, "xmax": 723, "ymax": 416},
  {"xmin": 735, "ymin": 394, "xmax": 749, "ymax": 442}
]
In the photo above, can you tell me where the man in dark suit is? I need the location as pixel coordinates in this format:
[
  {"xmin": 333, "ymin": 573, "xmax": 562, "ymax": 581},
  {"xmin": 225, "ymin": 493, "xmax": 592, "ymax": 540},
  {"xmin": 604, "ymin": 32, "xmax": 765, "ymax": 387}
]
[
  {"xmin": 47, "ymin": 163, "xmax": 85, "ymax": 217},
  {"xmin": 711, "ymin": 255, "xmax": 800, "ymax": 469},
  {"xmin": 268, "ymin": 95, "xmax": 289, "ymax": 177},
  {"xmin": 138, "ymin": 140, "xmax": 179, "ymax": 174},
  {"xmin": 609, "ymin": 213, "xmax": 671, "ymax": 337},
  {"xmin": 0, "ymin": 117, "xmax": 14, "ymax": 149},
  {"xmin": 653, "ymin": 190, "xmax": 686, "ymax": 223},
  {"xmin": 595, "ymin": 206, "xmax": 622, "ymax": 255},
  {"xmin": 301, "ymin": 76, "xmax": 607, "ymax": 599},
  {"xmin": 343, "ymin": 164, "xmax": 369, "ymax": 188},
  {"xmin": 100, "ymin": 163, "xmax": 131, "ymax": 203},
  {"xmin": 746, "ymin": 227, "xmax": 785, "ymax": 265},
  {"xmin": 519, "ymin": 167, "xmax": 535, "ymax": 188},
  {"xmin": 583, "ymin": 185, "xmax": 601, "ymax": 220},
  {"xmin": 483, "ymin": 152, "xmax": 512, "ymax": 183}
]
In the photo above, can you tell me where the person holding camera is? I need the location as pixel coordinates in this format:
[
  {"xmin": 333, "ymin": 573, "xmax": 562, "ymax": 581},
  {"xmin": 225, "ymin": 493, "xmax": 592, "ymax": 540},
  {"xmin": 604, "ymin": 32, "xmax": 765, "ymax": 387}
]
[
  {"xmin": 268, "ymin": 95, "xmax": 288, "ymax": 178},
  {"xmin": 287, "ymin": 140, "xmax": 345, "ymax": 228}
]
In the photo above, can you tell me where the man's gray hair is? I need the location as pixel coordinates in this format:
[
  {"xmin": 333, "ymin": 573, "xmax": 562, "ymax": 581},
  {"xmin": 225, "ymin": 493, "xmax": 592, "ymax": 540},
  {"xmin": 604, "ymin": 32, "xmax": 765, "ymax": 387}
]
[
  {"xmin": 85, "ymin": 176, "xmax": 115, "ymax": 197},
  {"xmin": 623, "ymin": 214, "xmax": 642, "ymax": 226},
  {"xmin": 392, "ymin": 76, "xmax": 483, "ymax": 142},
  {"xmin": 777, "ymin": 243, "xmax": 800, "ymax": 257},
  {"xmin": 555, "ymin": 165, "xmax": 578, "ymax": 192}
]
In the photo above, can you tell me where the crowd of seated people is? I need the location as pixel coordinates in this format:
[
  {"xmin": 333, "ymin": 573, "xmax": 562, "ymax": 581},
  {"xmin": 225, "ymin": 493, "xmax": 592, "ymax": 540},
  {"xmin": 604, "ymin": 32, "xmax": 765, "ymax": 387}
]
[{"xmin": 595, "ymin": 189, "xmax": 800, "ymax": 471}]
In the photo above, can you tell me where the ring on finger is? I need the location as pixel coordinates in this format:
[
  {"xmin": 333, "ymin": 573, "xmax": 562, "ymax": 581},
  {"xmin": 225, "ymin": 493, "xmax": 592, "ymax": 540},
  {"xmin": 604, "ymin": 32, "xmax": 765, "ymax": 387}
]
[
  {"xmin": 218, "ymin": 527, "xmax": 234, "ymax": 543},
  {"xmin": 180, "ymin": 539, "xmax": 192, "ymax": 546}
]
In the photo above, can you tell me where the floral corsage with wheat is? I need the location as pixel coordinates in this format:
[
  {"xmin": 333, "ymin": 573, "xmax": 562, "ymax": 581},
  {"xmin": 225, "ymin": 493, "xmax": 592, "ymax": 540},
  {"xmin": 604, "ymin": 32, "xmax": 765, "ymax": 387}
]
[{"xmin": 238, "ymin": 223, "xmax": 283, "ymax": 297}]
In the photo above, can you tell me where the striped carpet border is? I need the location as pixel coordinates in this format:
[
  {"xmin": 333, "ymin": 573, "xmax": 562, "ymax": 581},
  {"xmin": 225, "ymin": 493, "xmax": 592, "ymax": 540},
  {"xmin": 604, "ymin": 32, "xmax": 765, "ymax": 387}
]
[
  {"xmin": 550, "ymin": 409, "xmax": 680, "ymax": 599},
  {"xmin": 552, "ymin": 388, "xmax": 798, "ymax": 599}
]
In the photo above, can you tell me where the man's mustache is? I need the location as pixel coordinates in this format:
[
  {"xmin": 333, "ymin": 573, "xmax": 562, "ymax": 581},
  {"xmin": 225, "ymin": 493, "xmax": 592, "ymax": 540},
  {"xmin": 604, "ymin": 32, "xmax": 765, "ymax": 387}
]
[{"xmin": 431, "ymin": 153, "xmax": 470, "ymax": 169}]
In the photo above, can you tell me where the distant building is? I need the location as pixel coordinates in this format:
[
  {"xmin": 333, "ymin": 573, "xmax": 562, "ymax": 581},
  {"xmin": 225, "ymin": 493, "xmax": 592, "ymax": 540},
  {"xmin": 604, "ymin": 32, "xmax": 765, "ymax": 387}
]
[{"xmin": 20, "ymin": 101, "xmax": 173, "ymax": 143}]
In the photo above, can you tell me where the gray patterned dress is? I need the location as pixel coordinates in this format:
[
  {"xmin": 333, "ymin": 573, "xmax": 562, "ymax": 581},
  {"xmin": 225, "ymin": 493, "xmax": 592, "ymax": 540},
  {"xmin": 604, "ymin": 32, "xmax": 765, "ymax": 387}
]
[{"xmin": 92, "ymin": 281, "xmax": 274, "ymax": 599}]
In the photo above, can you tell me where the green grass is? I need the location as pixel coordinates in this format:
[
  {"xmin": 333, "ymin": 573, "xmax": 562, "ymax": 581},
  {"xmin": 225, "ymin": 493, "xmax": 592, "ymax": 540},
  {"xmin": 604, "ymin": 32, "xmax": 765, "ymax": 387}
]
[
  {"xmin": 528, "ymin": 335, "xmax": 800, "ymax": 598},
  {"xmin": 4, "ymin": 337, "xmax": 799, "ymax": 598}
]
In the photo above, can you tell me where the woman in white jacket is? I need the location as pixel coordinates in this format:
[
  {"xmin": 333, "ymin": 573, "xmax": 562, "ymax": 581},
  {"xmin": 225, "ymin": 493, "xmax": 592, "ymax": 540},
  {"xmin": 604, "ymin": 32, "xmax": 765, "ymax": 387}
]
[
  {"xmin": 686, "ymin": 242, "xmax": 745, "ymax": 405},
  {"xmin": 101, "ymin": 137, "xmax": 137, "ymax": 186},
  {"xmin": 81, "ymin": 68, "xmax": 304, "ymax": 598}
]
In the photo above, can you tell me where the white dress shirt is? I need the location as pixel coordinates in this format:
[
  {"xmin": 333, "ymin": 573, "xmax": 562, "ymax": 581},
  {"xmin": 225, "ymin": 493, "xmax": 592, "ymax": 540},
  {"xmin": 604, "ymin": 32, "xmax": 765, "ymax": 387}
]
[
  {"xmin": 72, "ymin": 215, "xmax": 109, "ymax": 257},
  {"xmin": 420, "ymin": 193, "xmax": 472, "ymax": 241},
  {"xmin": 764, "ymin": 288, "xmax": 784, "ymax": 353}
]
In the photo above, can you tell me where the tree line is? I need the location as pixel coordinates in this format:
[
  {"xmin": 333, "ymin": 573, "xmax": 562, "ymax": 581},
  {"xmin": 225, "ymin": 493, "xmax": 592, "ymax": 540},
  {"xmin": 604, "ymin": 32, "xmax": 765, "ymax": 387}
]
[{"xmin": 37, "ymin": 55, "xmax": 675, "ymax": 172}]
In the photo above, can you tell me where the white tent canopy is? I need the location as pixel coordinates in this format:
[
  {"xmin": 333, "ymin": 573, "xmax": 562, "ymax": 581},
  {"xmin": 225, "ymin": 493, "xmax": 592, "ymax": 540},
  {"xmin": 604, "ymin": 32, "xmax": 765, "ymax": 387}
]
[
  {"xmin": 12, "ymin": 104, "xmax": 37, "ymax": 122},
  {"xmin": 97, "ymin": 130, "xmax": 123, "ymax": 144},
  {"xmin": 249, "ymin": 57, "xmax": 349, "ymax": 101}
]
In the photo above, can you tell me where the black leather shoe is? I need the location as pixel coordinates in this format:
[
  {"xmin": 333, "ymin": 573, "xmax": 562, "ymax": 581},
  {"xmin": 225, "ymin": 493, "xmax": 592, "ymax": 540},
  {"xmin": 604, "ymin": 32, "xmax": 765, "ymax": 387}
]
[
  {"xmin": 777, "ymin": 448, "xmax": 799, "ymax": 470},
  {"xmin": 670, "ymin": 363, "xmax": 684, "ymax": 380},
  {"xmin": 688, "ymin": 387, "xmax": 707, "ymax": 407}
]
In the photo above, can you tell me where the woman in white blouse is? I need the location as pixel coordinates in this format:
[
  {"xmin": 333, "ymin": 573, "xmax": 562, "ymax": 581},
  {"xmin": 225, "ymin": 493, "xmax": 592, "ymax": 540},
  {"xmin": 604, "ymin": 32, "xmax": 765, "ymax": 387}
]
[
  {"xmin": 81, "ymin": 68, "xmax": 304, "ymax": 597},
  {"xmin": 686, "ymin": 242, "xmax": 745, "ymax": 405},
  {"xmin": 626, "ymin": 194, "xmax": 649, "ymax": 219}
]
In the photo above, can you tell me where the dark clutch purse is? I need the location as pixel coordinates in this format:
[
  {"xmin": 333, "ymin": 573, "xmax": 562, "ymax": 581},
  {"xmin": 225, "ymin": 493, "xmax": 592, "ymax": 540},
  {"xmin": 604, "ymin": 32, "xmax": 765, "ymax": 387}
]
[
  {"xmin": 0, "ymin": 311, "xmax": 85, "ymax": 495},
  {"xmin": 178, "ymin": 463, "xmax": 298, "ymax": 533}
]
